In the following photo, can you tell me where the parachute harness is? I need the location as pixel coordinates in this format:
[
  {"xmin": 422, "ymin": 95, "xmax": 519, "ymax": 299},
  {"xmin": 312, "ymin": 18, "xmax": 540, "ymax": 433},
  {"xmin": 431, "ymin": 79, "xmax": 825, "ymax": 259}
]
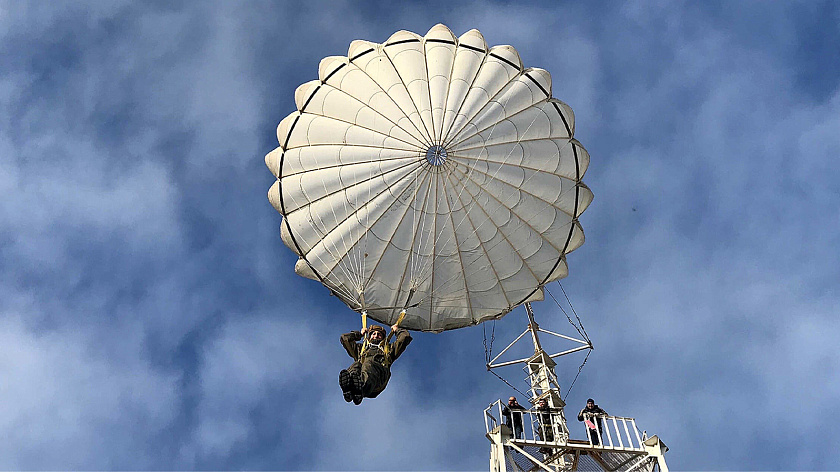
[{"xmin": 359, "ymin": 309, "xmax": 406, "ymax": 368}]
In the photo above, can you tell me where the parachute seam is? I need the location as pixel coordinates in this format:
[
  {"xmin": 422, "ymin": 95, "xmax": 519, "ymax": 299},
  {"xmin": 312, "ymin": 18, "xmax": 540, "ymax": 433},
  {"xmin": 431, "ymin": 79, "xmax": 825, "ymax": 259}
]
[
  {"xmin": 322, "ymin": 62, "xmax": 347, "ymax": 83},
  {"xmin": 280, "ymin": 151, "xmax": 419, "ymax": 179},
  {"xmin": 427, "ymin": 164, "xmax": 541, "ymax": 300},
  {"xmin": 404, "ymin": 160, "xmax": 437, "ymax": 324},
  {"xmin": 489, "ymin": 52, "xmax": 523, "ymax": 71},
  {"xmin": 361, "ymin": 116, "xmax": 376, "ymax": 300},
  {"xmin": 310, "ymin": 125, "xmax": 363, "ymax": 291},
  {"xmin": 406, "ymin": 151, "xmax": 421, "ymax": 303},
  {"xmin": 444, "ymin": 76, "xmax": 553, "ymax": 150},
  {"xmin": 281, "ymin": 114, "xmax": 301, "ymax": 150},
  {"xmin": 442, "ymin": 71, "xmax": 550, "ymax": 154},
  {"xmin": 439, "ymin": 43, "xmax": 489, "ymax": 147},
  {"xmin": 428, "ymin": 154, "xmax": 578, "ymax": 299},
  {"xmin": 440, "ymin": 50, "xmax": 524, "ymax": 150},
  {"xmin": 551, "ymin": 101, "xmax": 572, "ymax": 138},
  {"xmin": 284, "ymin": 158, "xmax": 424, "ymax": 221},
  {"xmin": 349, "ymin": 127, "xmax": 366, "ymax": 291},
  {"xmin": 450, "ymin": 150, "xmax": 576, "ymax": 258},
  {"xmin": 410, "ymin": 158, "xmax": 437, "ymax": 283},
  {"xmin": 422, "ymin": 34, "xmax": 437, "ymax": 144},
  {"xmin": 362, "ymin": 162, "xmax": 433, "ymax": 323},
  {"xmin": 447, "ymin": 151, "xmax": 581, "ymax": 220},
  {"xmin": 420, "ymin": 95, "xmax": 548, "ymax": 283},
  {"xmin": 387, "ymin": 155, "xmax": 429, "ymax": 320},
  {"xmin": 450, "ymin": 134, "xmax": 571, "ymax": 155},
  {"xmin": 382, "ymin": 162, "xmax": 426, "ymax": 321},
  {"xmin": 348, "ymin": 46, "xmax": 434, "ymax": 147},
  {"xmin": 349, "ymin": 48, "xmax": 375, "ymax": 62},
  {"xmin": 422, "ymin": 73, "xmax": 524, "ymax": 268},
  {"xmin": 410, "ymin": 150, "xmax": 465, "ymax": 285},
  {"xmin": 430, "ymin": 169, "xmax": 538, "ymax": 303},
  {"xmin": 305, "ymin": 190, "xmax": 363, "ymax": 293},
  {"xmin": 440, "ymin": 144, "xmax": 592, "ymax": 298},
  {"xmin": 280, "ymin": 142, "xmax": 419, "ymax": 154},
  {"xmin": 300, "ymin": 84, "xmax": 322, "ymax": 111},
  {"xmin": 289, "ymin": 110, "xmax": 426, "ymax": 151},
  {"xmin": 439, "ymin": 169, "xmax": 475, "ymax": 324},
  {"xmin": 524, "ymin": 71, "xmax": 550, "ymax": 97},
  {"xmin": 276, "ymin": 115, "xmax": 356, "ymax": 304},
  {"xmin": 382, "ymin": 39, "xmax": 435, "ymax": 145},
  {"xmin": 333, "ymin": 107, "xmax": 369, "ymax": 291},
  {"xmin": 427, "ymin": 170, "xmax": 441, "ymax": 330},
  {"xmin": 385, "ymin": 38, "xmax": 422, "ymax": 47},
  {"xmin": 440, "ymin": 168, "xmax": 507, "ymax": 313},
  {"xmin": 426, "ymin": 38, "xmax": 456, "ymax": 45},
  {"xmin": 314, "ymin": 80, "xmax": 429, "ymax": 149},
  {"xmin": 286, "ymin": 158, "xmax": 426, "ymax": 303},
  {"xmin": 422, "ymin": 33, "xmax": 441, "ymax": 329},
  {"xmin": 302, "ymin": 139, "xmax": 367, "ymax": 293},
  {"xmin": 458, "ymin": 43, "xmax": 487, "ymax": 54},
  {"xmin": 512, "ymin": 101, "xmax": 582, "ymax": 308},
  {"xmin": 435, "ymin": 35, "xmax": 458, "ymax": 145}
]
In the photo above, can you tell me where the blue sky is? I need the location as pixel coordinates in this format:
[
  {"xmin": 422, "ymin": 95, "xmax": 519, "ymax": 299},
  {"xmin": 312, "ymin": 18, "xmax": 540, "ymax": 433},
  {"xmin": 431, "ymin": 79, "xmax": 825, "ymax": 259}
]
[{"xmin": 2, "ymin": 1, "xmax": 838, "ymax": 469}]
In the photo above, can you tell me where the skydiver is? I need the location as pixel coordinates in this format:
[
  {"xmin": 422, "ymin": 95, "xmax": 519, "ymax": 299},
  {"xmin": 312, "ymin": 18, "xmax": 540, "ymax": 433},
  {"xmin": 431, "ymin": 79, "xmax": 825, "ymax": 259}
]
[{"xmin": 339, "ymin": 323, "xmax": 412, "ymax": 405}]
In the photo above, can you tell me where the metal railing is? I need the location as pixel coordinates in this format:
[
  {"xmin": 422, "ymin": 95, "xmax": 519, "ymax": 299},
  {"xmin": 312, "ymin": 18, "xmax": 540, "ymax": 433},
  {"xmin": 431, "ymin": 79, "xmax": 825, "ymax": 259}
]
[
  {"xmin": 578, "ymin": 412, "xmax": 646, "ymax": 451},
  {"xmin": 484, "ymin": 400, "xmax": 646, "ymax": 452},
  {"xmin": 484, "ymin": 399, "xmax": 569, "ymax": 445}
]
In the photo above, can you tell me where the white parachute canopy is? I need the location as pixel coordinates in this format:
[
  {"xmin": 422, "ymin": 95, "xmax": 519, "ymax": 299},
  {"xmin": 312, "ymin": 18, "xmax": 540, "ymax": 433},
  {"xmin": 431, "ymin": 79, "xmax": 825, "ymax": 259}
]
[{"xmin": 266, "ymin": 25, "xmax": 592, "ymax": 332}]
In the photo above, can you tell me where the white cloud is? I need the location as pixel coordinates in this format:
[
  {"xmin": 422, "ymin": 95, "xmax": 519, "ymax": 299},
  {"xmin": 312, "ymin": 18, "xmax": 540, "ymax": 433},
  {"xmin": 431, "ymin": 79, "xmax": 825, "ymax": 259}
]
[
  {"xmin": 0, "ymin": 314, "xmax": 179, "ymax": 469},
  {"xmin": 179, "ymin": 316, "xmax": 319, "ymax": 465},
  {"xmin": 313, "ymin": 372, "xmax": 487, "ymax": 470}
]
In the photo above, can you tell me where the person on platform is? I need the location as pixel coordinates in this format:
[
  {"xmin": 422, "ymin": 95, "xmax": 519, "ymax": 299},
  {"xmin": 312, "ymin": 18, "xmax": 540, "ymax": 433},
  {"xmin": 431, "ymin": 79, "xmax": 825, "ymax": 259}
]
[
  {"xmin": 578, "ymin": 398, "xmax": 608, "ymax": 445},
  {"xmin": 502, "ymin": 396, "xmax": 526, "ymax": 439}
]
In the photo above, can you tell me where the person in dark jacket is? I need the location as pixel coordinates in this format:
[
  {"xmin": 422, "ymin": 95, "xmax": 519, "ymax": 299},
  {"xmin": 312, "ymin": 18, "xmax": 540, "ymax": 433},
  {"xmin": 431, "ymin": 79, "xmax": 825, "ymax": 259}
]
[
  {"xmin": 536, "ymin": 398, "xmax": 555, "ymax": 441},
  {"xmin": 339, "ymin": 323, "xmax": 412, "ymax": 405},
  {"xmin": 577, "ymin": 398, "xmax": 608, "ymax": 445},
  {"xmin": 502, "ymin": 396, "xmax": 526, "ymax": 439}
]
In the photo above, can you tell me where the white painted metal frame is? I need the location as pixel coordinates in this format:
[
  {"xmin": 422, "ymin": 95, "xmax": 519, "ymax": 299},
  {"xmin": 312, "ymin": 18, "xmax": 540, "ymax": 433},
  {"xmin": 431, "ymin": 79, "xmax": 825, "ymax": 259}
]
[
  {"xmin": 484, "ymin": 303, "xmax": 669, "ymax": 472},
  {"xmin": 486, "ymin": 304, "xmax": 591, "ymax": 370}
]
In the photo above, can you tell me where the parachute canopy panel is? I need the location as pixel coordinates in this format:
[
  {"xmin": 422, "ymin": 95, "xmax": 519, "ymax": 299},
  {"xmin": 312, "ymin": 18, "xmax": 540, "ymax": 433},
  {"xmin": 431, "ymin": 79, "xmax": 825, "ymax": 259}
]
[{"xmin": 266, "ymin": 24, "xmax": 592, "ymax": 332}]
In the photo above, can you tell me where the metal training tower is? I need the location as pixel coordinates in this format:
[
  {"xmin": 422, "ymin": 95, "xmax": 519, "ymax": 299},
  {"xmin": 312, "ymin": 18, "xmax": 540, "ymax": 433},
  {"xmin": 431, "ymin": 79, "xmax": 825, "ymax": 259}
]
[{"xmin": 484, "ymin": 303, "xmax": 669, "ymax": 472}]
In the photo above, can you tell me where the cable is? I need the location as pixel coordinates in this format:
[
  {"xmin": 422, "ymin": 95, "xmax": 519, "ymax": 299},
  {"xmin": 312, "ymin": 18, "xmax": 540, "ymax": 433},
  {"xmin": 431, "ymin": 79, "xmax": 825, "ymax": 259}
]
[
  {"xmin": 483, "ymin": 320, "xmax": 529, "ymax": 398},
  {"xmin": 564, "ymin": 348, "xmax": 591, "ymax": 401},
  {"xmin": 489, "ymin": 369, "xmax": 530, "ymax": 400},
  {"xmin": 544, "ymin": 282, "xmax": 592, "ymax": 400},
  {"xmin": 545, "ymin": 285, "xmax": 589, "ymax": 344},
  {"xmin": 558, "ymin": 282, "xmax": 590, "ymax": 342},
  {"xmin": 483, "ymin": 320, "xmax": 496, "ymax": 364}
]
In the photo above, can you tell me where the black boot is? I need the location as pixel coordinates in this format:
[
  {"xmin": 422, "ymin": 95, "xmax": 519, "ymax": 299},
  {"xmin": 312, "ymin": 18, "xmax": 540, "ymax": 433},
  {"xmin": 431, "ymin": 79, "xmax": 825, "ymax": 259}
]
[
  {"xmin": 339, "ymin": 370, "xmax": 353, "ymax": 402},
  {"xmin": 350, "ymin": 370, "xmax": 364, "ymax": 405}
]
